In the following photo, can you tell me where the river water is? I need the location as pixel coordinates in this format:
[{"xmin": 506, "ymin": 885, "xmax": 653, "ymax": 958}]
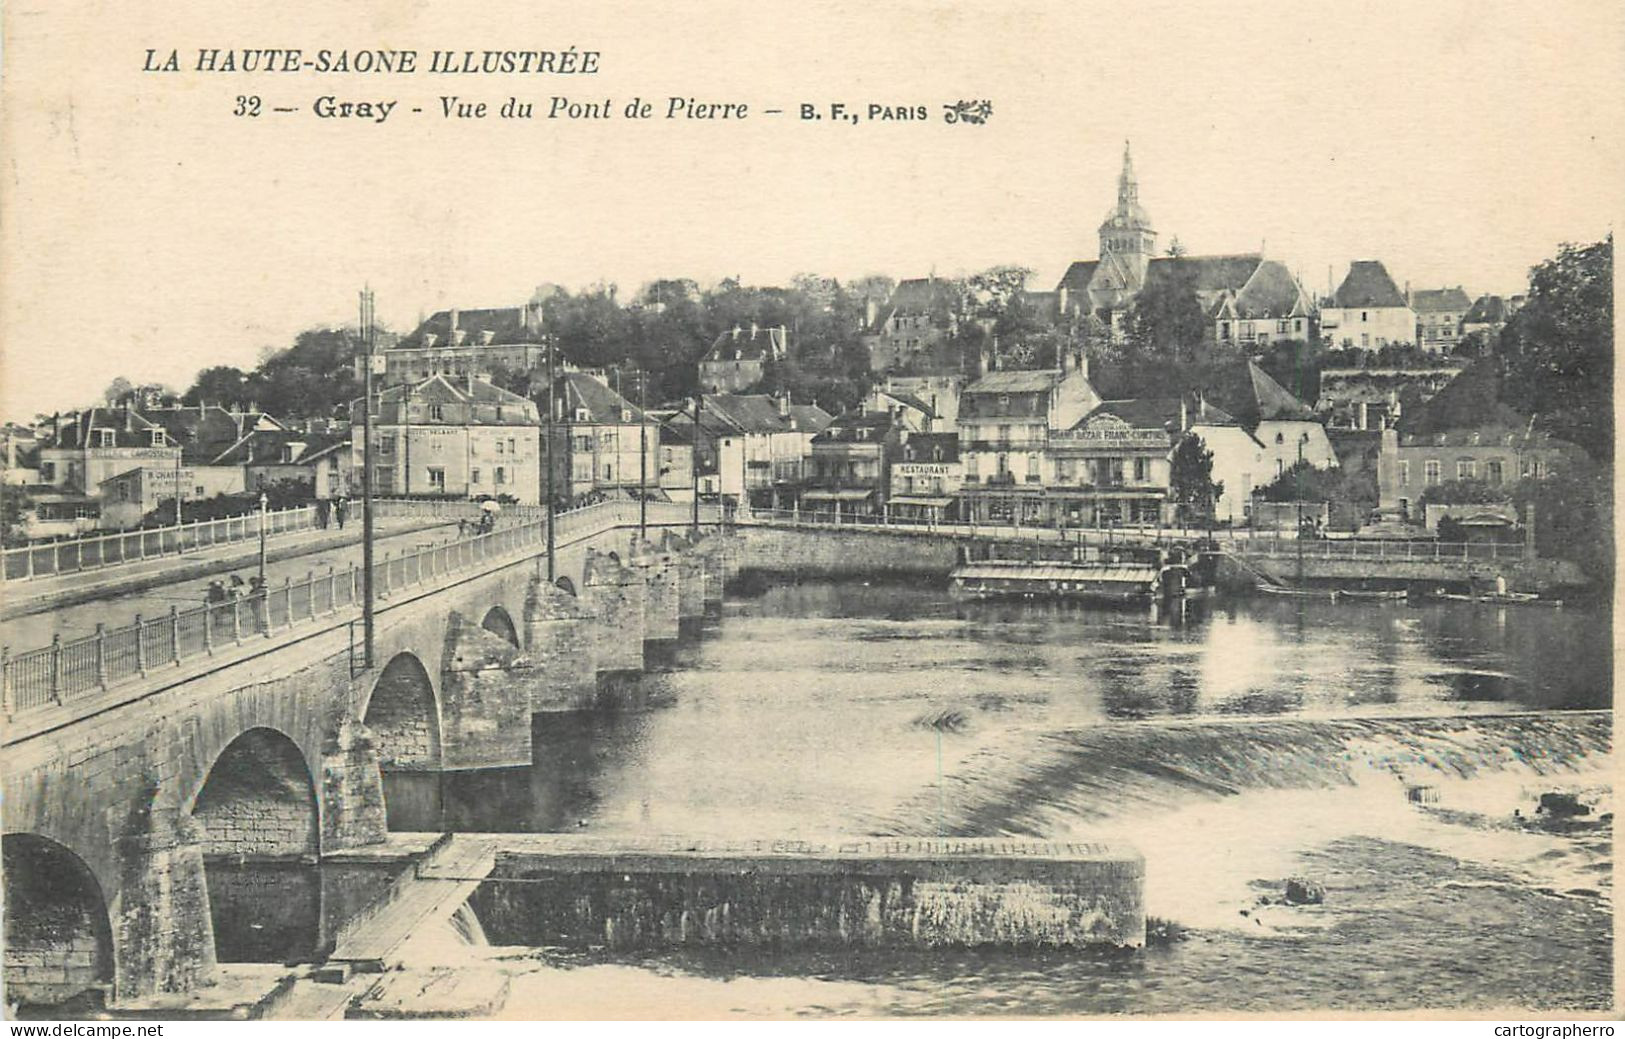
[{"xmin": 382, "ymin": 579, "xmax": 1611, "ymax": 1014}]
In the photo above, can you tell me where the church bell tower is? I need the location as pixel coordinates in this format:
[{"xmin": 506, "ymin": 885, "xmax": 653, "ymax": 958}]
[{"xmin": 1098, "ymin": 140, "xmax": 1157, "ymax": 283}]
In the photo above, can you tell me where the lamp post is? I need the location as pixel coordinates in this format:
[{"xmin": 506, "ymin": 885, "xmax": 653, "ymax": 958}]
[
  {"xmin": 257, "ymin": 490, "xmax": 269, "ymax": 588},
  {"xmin": 690, "ymin": 393, "xmax": 700, "ymax": 535},
  {"xmin": 638, "ymin": 369, "xmax": 647, "ymax": 539}
]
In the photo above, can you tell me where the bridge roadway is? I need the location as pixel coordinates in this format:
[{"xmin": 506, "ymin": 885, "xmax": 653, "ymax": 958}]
[{"xmin": 1, "ymin": 519, "xmax": 462, "ymax": 652}]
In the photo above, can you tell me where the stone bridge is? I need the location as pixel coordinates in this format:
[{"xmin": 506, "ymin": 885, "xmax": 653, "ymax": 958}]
[{"xmin": 1, "ymin": 502, "xmax": 736, "ymax": 1006}]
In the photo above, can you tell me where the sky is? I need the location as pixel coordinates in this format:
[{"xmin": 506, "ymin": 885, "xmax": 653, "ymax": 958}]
[{"xmin": 2, "ymin": 0, "xmax": 1621, "ymax": 419}]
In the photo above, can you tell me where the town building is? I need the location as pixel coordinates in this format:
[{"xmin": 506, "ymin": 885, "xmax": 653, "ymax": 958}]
[
  {"xmin": 210, "ymin": 429, "xmax": 351, "ymax": 499},
  {"xmin": 356, "ymin": 374, "xmax": 542, "ymax": 504},
  {"xmin": 97, "ymin": 464, "xmax": 246, "ymax": 529},
  {"xmin": 546, "ymin": 371, "xmax": 661, "ymax": 503},
  {"xmin": 1046, "ymin": 399, "xmax": 1180, "ymax": 527},
  {"xmin": 956, "ymin": 350, "xmax": 1100, "ymax": 524},
  {"xmin": 698, "ymin": 324, "xmax": 788, "ymax": 393},
  {"xmin": 1374, "ymin": 362, "xmax": 1581, "ymax": 522},
  {"xmin": 704, "ymin": 393, "xmax": 832, "ymax": 511},
  {"xmin": 379, "ymin": 303, "xmax": 552, "ymax": 386},
  {"xmin": 38, "ymin": 407, "xmax": 181, "ymax": 497},
  {"xmin": 862, "ymin": 277, "xmax": 961, "ymax": 372},
  {"xmin": 1409, "ymin": 286, "xmax": 1473, "ymax": 352},
  {"xmin": 881, "ymin": 373, "xmax": 965, "ymax": 429},
  {"xmin": 804, "ymin": 410, "xmax": 908, "ymax": 521},
  {"xmin": 1320, "ymin": 261, "xmax": 1416, "ymax": 350},
  {"xmin": 887, "ymin": 432, "xmax": 962, "ymax": 523},
  {"xmin": 142, "ymin": 404, "xmax": 288, "ymax": 465},
  {"xmin": 1460, "ymin": 293, "xmax": 1521, "ymax": 341}
]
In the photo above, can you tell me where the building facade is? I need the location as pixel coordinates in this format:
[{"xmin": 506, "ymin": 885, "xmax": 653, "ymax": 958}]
[
  {"xmin": 1046, "ymin": 400, "xmax": 1178, "ymax": 527},
  {"xmin": 1409, "ymin": 287, "xmax": 1473, "ymax": 352},
  {"xmin": 356, "ymin": 375, "xmax": 542, "ymax": 504},
  {"xmin": 1320, "ymin": 261, "xmax": 1416, "ymax": 350},
  {"xmin": 956, "ymin": 352, "xmax": 1100, "ymax": 524},
  {"xmin": 547, "ymin": 372, "xmax": 662, "ymax": 503},
  {"xmin": 698, "ymin": 325, "xmax": 787, "ymax": 393}
]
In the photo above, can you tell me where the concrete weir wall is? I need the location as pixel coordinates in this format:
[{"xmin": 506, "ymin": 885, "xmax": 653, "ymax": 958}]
[
  {"xmin": 469, "ymin": 836, "xmax": 1145, "ymax": 949},
  {"xmin": 734, "ymin": 526, "xmax": 961, "ymax": 578}
]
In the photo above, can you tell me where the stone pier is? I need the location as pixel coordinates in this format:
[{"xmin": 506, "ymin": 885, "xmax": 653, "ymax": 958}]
[
  {"xmin": 521, "ymin": 576, "xmax": 599, "ymax": 712},
  {"xmin": 635, "ymin": 539, "xmax": 681, "ymax": 643},
  {"xmin": 583, "ymin": 549, "xmax": 647, "ymax": 674}
]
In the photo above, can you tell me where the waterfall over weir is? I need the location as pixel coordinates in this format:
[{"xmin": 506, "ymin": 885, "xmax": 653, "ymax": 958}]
[{"xmin": 874, "ymin": 711, "xmax": 1611, "ymax": 839}]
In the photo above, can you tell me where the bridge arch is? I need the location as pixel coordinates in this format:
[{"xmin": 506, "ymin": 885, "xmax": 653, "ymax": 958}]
[
  {"xmin": 189, "ymin": 726, "xmax": 320, "ymax": 858},
  {"xmin": 188, "ymin": 727, "xmax": 322, "ymax": 964},
  {"xmin": 2, "ymin": 833, "xmax": 115, "ymax": 1009},
  {"xmin": 480, "ymin": 605, "xmax": 520, "ymax": 647},
  {"xmin": 363, "ymin": 652, "xmax": 443, "ymax": 772}
]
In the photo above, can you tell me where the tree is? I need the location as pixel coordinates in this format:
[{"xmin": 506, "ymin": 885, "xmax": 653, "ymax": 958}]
[
  {"xmin": 102, "ymin": 377, "xmax": 135, "ymax": 405},
  {"xmin": 1498, "ymin": 236, "xmax": 1613, "ymax": 461},
  {"xmin": 182, "ymin": 366, "xmax": 251, "ymax": 408},
  {"xmin": 1125, "ymin": 263, "xmax": 1207, "ymax": 365},
  {"xmin": 1169, "ymin": 433, "xmax": 1223, "ymax": 524}
]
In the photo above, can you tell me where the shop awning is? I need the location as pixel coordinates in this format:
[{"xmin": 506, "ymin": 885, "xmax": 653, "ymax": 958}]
[
  {"xmin": 802, "ymin": 489, "xmax": 875, "ymax": 502},
  {"xmin": 888, "ymin": 496, "xmax": 955, "ymax": 508}
]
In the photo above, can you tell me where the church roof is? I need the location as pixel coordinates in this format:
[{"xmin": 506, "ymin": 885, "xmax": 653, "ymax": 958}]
[{"xmin": 1334, "ymin": 261, "xmax": 1409, "ymax": 309}]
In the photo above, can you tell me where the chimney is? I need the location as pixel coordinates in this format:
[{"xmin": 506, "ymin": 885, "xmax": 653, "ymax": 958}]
[
  {"xmin": 1058, "ymin": 285, "xmax": 1069, "ymax": 314},
  {"xmin": 778, "ymin": 394, "xmax": 790, "ymax": 418},
  {"xmin": 864, "ymin": 297, "xmax": 878, "ymax": 328},
  {"xmin": 1062, "ymin": 347, "xmax": 1074, "ymax": 374},
  {"xmin": 731, "ymin": 325, "xmax": 741, "ymax": 341},
  {"xmin": 1180, "ymin": 396, "xmax": 1189, "ymax": 431},
  {"xmin": 449, "ymin": 308, "xmax": 460, "ymax": 333},
  {"xmin": 976, "ymin": 346, "xmax": 990, "ymax": 379},
  {"xmin": 1404, "ymin": 281, "xmax": 1411, "ymax": 305}
]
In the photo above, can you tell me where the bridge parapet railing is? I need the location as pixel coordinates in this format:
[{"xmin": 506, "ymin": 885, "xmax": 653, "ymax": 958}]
[
  {"xmin": 0, "ymin": 505, "xmax": 318, "ymax": 583},
  {"xmin": 1228, "ymin": 538, "xmax": 1523, "ymax": 562},
  {"xmin": 1, "ymin": 498, "xmax": 718, "ymax": 720}
]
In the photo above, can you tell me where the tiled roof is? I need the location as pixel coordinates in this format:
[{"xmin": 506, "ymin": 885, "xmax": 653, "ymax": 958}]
[
  {"xmin": 405, "ymin": 304, "xmax": 546, "ymax": 346},
  {"xmin": 1233, "ymin": 260, "xmax": 1311, "ymax": 320},
  {"xmin": 875, "ymin": 389, "xmax": 938, "ymax": 418},
  {"xmin": 704, "ymin": 394, "xmax": 790, "ymax": 435},
  {"xmin": 1145, "ymin": 254, "xmax": 1264, "ymax": 297},
  {"xmin": 47, "ymin": 408, "xmax": 175, "ymax": 450},
  {"xmin": 1055, "ymin": 260, "xmax": 1100, "ymax": 298},
  {"xmin": 1334, "ymin": 261, "xmax": 1409, "ymax": 309},
  {"xmin": 558, "ymin": 372, "xmax": 647, "ymax": 424},
  {"xmin": 1083, "ymin": 398, "xmax": 1186, "ymax": 431},
  {"xmin": 866, "ymin": 278, "xmax": 958, "ymax": 333},
  {"xmin": 813, "ymin": 410, "xmax": 898, "ymax": 443},
  {"xmin": 898, "ymin": 431, "xmax": 960, "ymax": 462},
  {"xmin": 1463, "ymin": 294, "xmax": 1509, "ymax": 325},
  {"xmin": 1410, "ymin": 287, "xmax": 1472, "ymax": 313},
  {"xmin": 788, "ymin": 404, "xmax": 834, "ymax": 434},
  {"xmin": 211, "ymin": 430, "xmax": 349, "ymax": 466},
  {"xmin": 376, "ymin": 374, "xmax": 535, "ymax": 407},
  {"xmin": 965, "ymin": 369, "xmax": 1062, "ymax": 394},
  {"xmin": 704, "ymin": 326, "xmax": 787, "ymax": 363},
  {"xmin": 1247, "ymin": 360, "xmax": 1316, "ymax": 421}
]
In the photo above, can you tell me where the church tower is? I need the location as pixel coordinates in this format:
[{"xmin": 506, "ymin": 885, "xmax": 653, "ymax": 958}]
[{"xmin": 1098, "ymin": 141, "xmax": 1157, "ymax": 284}]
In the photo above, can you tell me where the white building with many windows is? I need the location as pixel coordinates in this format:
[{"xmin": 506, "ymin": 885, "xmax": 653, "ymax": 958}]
[{"xmin": 354, "ymin": 374, "xmax": 541, "ymax": 504}]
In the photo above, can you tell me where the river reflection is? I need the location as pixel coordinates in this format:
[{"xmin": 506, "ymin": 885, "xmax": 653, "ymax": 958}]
[{"xmin": 382, "ymin": 579, "xmax": 1609, "ymax": 837}]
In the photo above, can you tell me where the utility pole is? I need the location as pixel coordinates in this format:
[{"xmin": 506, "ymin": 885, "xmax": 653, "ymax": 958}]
[
  {"xmin": 638, "ymin": 369, "xmax": 648, "ymax": 539},
  {"xmin": 690, "ymin": 393, "xmax": 700, "ymax": 535},
  {"xmin": 359, "ymin": 287, "xmax": 377, "ymax": 670},
  {"xmin": 543, "ymin": 342, "xmax": 556, "ymax": 582}
]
